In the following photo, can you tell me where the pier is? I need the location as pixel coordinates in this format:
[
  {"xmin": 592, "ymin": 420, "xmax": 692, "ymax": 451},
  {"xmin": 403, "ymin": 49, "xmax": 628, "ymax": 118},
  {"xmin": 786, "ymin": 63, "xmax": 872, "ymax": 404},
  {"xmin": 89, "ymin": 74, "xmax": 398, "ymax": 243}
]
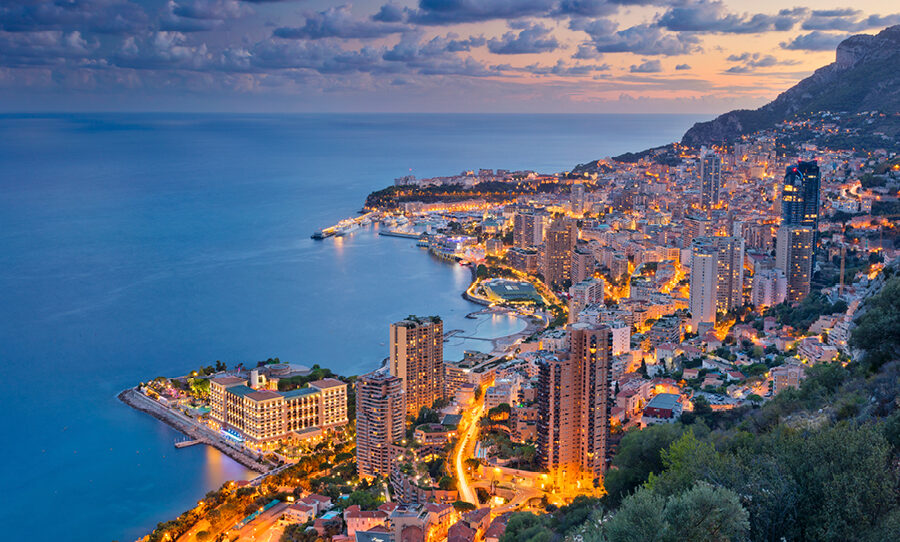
[
  {"xmin": 174, "ymin": 438, "xmax": 202, "ymax": 448},
  {"xmin": 378, "ymin": 230, "xmax": 421, "ymax": 239}
]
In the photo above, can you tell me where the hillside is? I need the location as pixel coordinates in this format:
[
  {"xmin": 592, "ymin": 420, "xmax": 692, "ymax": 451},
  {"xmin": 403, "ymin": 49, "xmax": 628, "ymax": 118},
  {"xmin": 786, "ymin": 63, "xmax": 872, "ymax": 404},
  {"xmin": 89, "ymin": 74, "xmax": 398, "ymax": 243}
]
[{"xmin": 681, "ymin": 25, "xmax": 900, "ymax": 147}]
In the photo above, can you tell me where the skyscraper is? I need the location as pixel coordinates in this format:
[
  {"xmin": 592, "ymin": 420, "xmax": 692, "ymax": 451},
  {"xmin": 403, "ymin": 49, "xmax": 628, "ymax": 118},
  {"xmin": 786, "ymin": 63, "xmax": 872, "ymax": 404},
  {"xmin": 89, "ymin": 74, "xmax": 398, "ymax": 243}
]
[
  {"xmin": 713, "ymin": 236, "xmax": 745, "ymax": 312},
  {"xmin": 776, "ymin": 225, "xmax": 814, "ymax": 303},
  {"xmin": 389, "ymin": 315, "xmax": 444, "ymax": 418},
  {"xmin": 689, "ymin": 236, "xmax": 745, "ymax": 330},
  {"xmin": 782, "ymin": 161, "xmax": 821, "ymax": 229},
  {"xmin": 513, "ymin": 211, "xmax": 545, "ymax": 249},
  {"xmin": 537, "ymin": 324, "xmax": 613, "ymax": 485},
  {"xmin": 778, "ymin": 161, "xmax": 820, "ymax": 298},
  {"xmin": 542, "ymin": 217, "xmax": 577, "ymax": 289},
  {"xmin": 356, "ymin": 372, "xmax": 405, "ymax": 479},
  {"xmin": 689, "ymin": 239, "xmax": 718, "ymax": 331},
  {"xmin": 571, "ymin": 182, "xmax": 586, "ymax": 215},
  {"xmin": 700, "ymin": 150, "xmax": 722, "ymax": 208}
]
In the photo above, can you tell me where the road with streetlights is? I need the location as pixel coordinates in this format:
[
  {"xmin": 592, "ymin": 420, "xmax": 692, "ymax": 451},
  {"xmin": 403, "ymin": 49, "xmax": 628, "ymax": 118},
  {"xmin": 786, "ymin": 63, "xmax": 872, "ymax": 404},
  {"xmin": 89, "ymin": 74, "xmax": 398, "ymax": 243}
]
[{"xmin": 454, "ymin": 396, "xmax": 485, "ymax": 505}]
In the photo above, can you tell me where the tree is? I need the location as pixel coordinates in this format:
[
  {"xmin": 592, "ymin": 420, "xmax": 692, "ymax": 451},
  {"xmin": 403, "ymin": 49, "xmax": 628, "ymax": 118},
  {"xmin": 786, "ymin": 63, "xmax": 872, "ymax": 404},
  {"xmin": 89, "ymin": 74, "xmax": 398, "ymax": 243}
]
[
  {"xmin": 664, "ymin": 483, "xmax": 749, "ymax": 542},
  {"xmin": 596, "ymin": 488, "xmax": 670, "ymax": 542},
  {"xmin": 602, "ymin": 424, "xmax": 686, "ymax": 506},
  {"xmin": 500, "ymin": 513, "xmax": 553, "ymax": 542},
  {"xmin": 851, "ymin": 276, "xmax": 900, "ymax": 371}
]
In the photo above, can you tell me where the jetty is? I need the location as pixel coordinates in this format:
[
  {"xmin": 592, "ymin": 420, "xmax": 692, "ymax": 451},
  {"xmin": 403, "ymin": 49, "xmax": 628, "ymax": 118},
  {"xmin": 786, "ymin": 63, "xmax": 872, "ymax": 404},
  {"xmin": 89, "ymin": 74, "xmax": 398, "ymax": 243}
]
[
  {"xmin": 118, "ymin": 387, "xmax": 270, "ymax": 473},
  {"xmin": 378, "ymin": 230, "xmax": 421, "ymax": 239}
]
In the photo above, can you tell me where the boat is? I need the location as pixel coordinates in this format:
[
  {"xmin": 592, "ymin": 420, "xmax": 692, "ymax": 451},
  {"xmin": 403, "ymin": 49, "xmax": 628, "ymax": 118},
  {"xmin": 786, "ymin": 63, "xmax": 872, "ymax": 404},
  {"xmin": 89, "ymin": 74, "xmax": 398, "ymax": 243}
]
[
  {"xmin": 311, "ymin": 230, "xmax": 326, "ymax": 240},
  {"xmin": 335, "ymin": 222, "xmax": 360, "ymax": 236}
]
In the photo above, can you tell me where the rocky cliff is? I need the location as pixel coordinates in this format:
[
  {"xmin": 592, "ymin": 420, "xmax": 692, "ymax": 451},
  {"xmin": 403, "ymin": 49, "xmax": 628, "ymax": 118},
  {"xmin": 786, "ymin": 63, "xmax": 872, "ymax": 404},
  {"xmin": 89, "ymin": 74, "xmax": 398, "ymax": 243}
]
[{"xmin": 681, "ymin": 25, "xmax": 900, "ymax": 147}]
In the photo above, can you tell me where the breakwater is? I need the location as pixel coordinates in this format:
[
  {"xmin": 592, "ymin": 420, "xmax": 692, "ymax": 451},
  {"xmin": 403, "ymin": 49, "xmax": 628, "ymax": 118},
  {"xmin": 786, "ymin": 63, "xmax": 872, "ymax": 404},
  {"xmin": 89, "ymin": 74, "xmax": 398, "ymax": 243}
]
[{"xmin": 118, "ymin": 388, "xmax": 270, "ymax": 473}]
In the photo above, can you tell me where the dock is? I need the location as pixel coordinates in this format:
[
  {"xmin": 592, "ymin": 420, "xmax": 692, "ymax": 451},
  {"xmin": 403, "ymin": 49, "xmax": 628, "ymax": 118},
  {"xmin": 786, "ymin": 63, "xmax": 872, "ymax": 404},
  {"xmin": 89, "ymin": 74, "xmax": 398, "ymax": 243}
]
[
  {"xmin": 174, "ymin": 438, "xmax": 202, "ymax": 448},
  {"xmin": 378, "ymin": 230, "xmax": 421, "ymax": 239}
]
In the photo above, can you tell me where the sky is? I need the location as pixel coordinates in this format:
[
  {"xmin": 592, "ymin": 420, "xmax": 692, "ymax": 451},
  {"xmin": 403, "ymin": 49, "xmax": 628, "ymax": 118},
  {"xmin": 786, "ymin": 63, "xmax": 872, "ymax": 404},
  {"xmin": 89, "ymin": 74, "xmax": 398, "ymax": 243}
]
[{"xmin": 0, "ymin": 0, "xmax": 898, "ymax": 113}]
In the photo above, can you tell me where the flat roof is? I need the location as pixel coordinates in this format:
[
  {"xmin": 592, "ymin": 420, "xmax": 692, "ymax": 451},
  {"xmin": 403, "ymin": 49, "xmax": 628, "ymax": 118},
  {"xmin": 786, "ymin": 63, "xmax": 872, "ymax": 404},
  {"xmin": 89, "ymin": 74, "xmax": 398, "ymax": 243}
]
[
  {"xmin": 225, "ymin": 385, "xmax": 255, "ymax": 398},
  {"xmin": 646, "ymin": 393, "xmax": 680, "ymax": 411},
  {"xmin": 212, "ymin": 376, "xmax": 246, "ymax": 386},
  {"xmin": 246, "ymin": 390, "xmax": 282, "ymax": 401},
  {"xmin": 283, "ymin": 387, "xmax": 320, "ymax": 399},
  {"xmin": 309, "ymin": 378, "xmax": 346, "ymax": 389}
]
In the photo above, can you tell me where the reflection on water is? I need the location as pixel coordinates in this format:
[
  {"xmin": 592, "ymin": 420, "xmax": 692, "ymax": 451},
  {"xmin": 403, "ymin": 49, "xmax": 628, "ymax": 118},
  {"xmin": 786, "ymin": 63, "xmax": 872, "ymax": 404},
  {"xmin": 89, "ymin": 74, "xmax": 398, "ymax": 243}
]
[{"xmin": 204, "ymin": 445, "xmax": 254, "ymax": 488}]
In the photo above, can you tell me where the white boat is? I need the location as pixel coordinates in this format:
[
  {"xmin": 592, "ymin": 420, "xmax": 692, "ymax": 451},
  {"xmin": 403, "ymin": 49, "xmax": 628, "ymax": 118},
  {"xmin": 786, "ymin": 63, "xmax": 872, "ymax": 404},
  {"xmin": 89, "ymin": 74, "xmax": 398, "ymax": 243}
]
[{"xmin": 335, "ymin": 222, "xmax": 360, "ymax": 236}]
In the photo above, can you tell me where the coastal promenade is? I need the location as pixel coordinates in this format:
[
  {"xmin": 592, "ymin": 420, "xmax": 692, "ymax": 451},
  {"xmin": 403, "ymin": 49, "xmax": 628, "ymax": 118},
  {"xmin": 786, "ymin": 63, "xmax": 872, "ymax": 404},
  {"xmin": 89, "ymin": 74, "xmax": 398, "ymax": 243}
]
[{"xmin": 118, "ymin": 387, "xmax": 271, "ymax": 473}]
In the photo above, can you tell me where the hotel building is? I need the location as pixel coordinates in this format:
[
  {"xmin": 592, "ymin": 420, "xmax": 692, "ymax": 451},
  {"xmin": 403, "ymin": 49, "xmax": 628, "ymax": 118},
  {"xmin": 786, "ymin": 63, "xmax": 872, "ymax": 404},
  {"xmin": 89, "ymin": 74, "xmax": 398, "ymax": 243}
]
[{"xmin": 209, "ymin": 376, "xmax": 348, "ymax": 447}]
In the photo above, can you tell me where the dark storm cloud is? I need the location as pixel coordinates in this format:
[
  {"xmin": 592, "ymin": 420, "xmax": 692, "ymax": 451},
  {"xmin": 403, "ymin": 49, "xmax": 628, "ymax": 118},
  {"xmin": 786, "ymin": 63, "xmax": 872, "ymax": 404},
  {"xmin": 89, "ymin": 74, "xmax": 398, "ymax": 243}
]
[
  {"xmin": 274, "ymin": 5, "xmax": 408, "ymax": 40},
  {"xmin": 780, "ymin": 30, "xmax": 853, "ymax": 51},
  {"xmin": 658, "ymin": 1, "xmax": 803, "ymax": 34},
  {"xmin": 487, "ymin": 23, "xmax": 560, "ymax": 54},
  {"xmin": 629, "ymin": 59, "xmax": 661, "ymax": 73}
]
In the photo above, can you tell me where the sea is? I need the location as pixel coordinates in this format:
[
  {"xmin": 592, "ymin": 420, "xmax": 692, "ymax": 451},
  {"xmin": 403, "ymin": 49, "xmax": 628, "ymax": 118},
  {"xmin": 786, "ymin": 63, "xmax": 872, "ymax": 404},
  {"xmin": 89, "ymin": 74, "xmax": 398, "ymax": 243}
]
[{"xmin": 0, "ymin": 113, "xmax": 703, "ymax": 541}]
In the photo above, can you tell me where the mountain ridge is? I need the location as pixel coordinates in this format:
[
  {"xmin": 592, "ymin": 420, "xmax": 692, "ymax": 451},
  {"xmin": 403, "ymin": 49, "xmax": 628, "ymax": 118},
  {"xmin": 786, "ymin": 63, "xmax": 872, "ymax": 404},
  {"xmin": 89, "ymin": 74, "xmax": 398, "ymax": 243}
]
[{"xmin": 681, "ymin": 25, "xmax": 900, "ymax": 147}]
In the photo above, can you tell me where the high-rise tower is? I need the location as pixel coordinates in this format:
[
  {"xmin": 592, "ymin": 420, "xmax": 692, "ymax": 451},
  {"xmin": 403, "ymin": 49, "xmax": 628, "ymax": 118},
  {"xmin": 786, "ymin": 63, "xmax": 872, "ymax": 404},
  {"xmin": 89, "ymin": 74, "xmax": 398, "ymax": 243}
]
[
  {"xmin": 389, "ymin": 316, "xmax": 444, "ymax": 418},
  {"xmin": 356, "ymin": 372, "xmax": 405, "ymax": 478}
]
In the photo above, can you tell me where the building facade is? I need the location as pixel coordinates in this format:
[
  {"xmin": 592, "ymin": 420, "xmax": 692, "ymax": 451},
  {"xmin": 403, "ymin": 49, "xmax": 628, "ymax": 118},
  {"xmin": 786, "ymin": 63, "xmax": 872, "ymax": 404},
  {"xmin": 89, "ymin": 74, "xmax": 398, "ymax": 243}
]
[
  {"xmin": 542, "ymin": 217, "xmax": 577, "ymax": 289},
  {"xmin": 209, "ymin": 376, "xmax": 348, "ymax": 447},
  {"xmin": 776, "ymin": 225, "xmax": 814, "ymax": 303},
  {"xmin": 390, "ymin": 316, "xmax": 444, "ymax": 418},
  {"xmin": 356, "ymin": 372, "xmax": 406, "ymax": 478},
  {"xmin": 537, "ymin": 324, "xmax": 613, "ymax": 485}
]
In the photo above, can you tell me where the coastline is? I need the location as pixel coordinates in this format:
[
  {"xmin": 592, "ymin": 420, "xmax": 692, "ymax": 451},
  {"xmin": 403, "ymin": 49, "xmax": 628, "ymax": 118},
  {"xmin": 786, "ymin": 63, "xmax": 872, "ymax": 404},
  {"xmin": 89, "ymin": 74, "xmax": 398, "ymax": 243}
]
[{"xmin": 118, "ymin": 387, "xmax": 269, "ymax": 473}]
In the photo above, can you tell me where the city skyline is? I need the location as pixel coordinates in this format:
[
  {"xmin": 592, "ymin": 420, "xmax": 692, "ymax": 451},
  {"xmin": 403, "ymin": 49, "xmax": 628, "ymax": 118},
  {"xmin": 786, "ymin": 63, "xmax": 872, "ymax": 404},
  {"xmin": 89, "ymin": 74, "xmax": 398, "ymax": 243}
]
[{"xmin": 1, "ymin": 0, "xmax": 898, "ymax": 112}]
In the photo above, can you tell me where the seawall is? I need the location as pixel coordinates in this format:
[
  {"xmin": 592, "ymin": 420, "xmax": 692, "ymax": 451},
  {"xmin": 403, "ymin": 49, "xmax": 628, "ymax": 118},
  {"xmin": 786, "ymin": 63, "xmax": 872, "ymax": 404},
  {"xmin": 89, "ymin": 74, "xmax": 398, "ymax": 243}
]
[{"xmin": 118, "ymin": 388, "xmax": 270, "ymax": 473}]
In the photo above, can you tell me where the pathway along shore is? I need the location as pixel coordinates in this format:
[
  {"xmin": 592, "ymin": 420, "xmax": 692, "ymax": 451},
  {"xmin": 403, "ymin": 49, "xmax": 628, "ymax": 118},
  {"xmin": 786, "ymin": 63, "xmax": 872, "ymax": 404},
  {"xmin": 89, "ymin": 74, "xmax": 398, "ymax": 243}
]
[{"xmin": 118, "ymin": 387, "xmax": 270, "ymax": 473}]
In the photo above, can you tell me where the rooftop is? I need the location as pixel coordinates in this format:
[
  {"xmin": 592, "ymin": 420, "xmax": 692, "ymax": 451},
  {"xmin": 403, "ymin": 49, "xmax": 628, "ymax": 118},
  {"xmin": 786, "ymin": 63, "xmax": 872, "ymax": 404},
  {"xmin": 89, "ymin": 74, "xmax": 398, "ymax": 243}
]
[
  {"xmin": 309, "ymin": 378, "xmax": 346, "ymax": 389},
  {"xmin": 645, "ymin": 393, "xmax": 681, "ymax": 411}
]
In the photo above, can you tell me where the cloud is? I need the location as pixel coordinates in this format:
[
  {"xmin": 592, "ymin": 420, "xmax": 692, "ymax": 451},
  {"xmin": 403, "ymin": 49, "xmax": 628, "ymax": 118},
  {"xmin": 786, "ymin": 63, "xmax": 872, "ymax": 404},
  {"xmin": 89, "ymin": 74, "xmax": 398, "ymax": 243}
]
[
  {"xmin": 0, "ymin": 30, "xmax": 99, "ymax": 67},
  {"xmin": 725, "ymin": 52, "xmax": 800, "ymax": 72},
  {"xmin": 372, "ymin": 3, "xmax": 405, "ymax": 22},
  {"xmin": 404, "ymin": 0, "xmax": 556, "ymax": 26},
  {"xmin": 500, "ymin": 59, "xmax": 610, "ymax": 76},
  {"xmin": 780, "ymin": 30, "xmax": 852, "ymax": 51},
  {"xmin": 658, "ymin": 1, "xmax": 803, "ymax": 34},
  {"xmin": 552, "ymin": 0, "xmax": 618, "ymax": 18},
  {"xmin": 274, "ymin": 5, "xmax": 407, "ymax": 40},
  {"xmin": 802, "ymin": 12, "xmax": 900, "ymax": 32},
  {"xmin": 674, "ymin": 63, "xmax": 690, "ymax": 70},
  {"xmin": 383, "ymin": 33, "xmax": 483, "ymax": 61},
  {"xmin": 487, "ymin": 23, "xmax": 560, "ymax": 54},
  {"xmin": 629, "ymin": 59, "xmax": 661, "ymax": 73},
  {"xmin": 0, "ymin": 0, "xmax": 149, "ymax": 35},
  {"xmin": 113, "ymin": 31, "xmax": 211, "ymax": 70},
  {"xmin": 573, "ymin": 43, "xmax": 603, "ymax": 59},
  {"xmin": 583, "ymin": 23, "xmax": 700, "ymax": 55},
  {"xmin": 161, "ymin": 0, "xmax": 253, "ymax": 32}
]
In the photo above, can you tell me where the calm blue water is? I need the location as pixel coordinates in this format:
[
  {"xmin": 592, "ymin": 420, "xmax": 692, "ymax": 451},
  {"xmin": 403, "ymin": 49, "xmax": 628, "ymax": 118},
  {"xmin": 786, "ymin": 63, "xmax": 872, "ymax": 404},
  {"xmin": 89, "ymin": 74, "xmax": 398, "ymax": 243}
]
[{"xmin": 0, "ymin": 113, "xmax": 700, "ymax": 541}]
